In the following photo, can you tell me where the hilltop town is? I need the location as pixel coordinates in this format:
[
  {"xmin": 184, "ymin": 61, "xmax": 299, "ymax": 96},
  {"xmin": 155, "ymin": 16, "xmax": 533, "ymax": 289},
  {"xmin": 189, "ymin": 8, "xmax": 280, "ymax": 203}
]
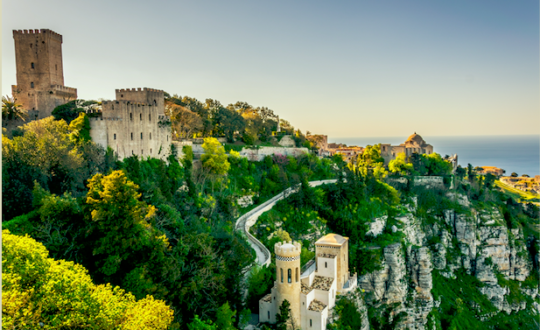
[{"xmin": 3, "ymin": 29, "xmax": 539, "ymax": 330}]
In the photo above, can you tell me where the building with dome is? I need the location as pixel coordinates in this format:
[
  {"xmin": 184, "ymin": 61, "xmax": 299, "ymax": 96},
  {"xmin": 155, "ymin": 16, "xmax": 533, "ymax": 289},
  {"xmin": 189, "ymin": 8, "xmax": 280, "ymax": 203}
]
[
  {"xmin": 258, "ymin": 234, "xmax": 357, "ymax": 330},
  {"xmin": 379, "ymin": 133, "xmax": 434, "ymax": 164}
]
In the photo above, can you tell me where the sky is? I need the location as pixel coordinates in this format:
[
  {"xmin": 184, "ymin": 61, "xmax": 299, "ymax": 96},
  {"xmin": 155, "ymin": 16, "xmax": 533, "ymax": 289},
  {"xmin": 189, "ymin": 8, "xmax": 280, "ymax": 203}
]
[{"xmin": 2, "ymin": 0, "xmax": 539, "ymax": 138}]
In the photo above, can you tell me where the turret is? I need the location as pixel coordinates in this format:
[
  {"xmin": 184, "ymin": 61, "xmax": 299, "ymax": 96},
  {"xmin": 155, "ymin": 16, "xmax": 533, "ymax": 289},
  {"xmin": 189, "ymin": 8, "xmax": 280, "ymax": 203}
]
[{"xmin": 275, "ymin": 241, "xmax": 302, "ymax": 329}]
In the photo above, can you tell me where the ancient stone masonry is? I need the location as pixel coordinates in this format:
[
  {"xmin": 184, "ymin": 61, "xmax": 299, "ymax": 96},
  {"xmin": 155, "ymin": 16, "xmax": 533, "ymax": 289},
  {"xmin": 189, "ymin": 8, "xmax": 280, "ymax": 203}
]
[
  {"xmin": 11, "ymin": 29, "xmax": 77, "ymax": 120},
  {"xmin": 380, "ymin": 133, "xmax": 434, "ymax": 164},
  {"xmin": 89, "ymin": 88, "xmax": 171, "ymax": 161}
]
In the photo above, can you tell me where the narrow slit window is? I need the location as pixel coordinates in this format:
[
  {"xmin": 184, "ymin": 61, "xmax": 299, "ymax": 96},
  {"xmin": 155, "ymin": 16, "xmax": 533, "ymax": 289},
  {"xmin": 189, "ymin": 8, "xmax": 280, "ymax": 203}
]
[
  {"xmin": 325, "ymin": 262, "xmax": 327, "ymax": 268},
  {"xmin": 267, "ymin": 311, "xmax": 270, "ymax": 319},
  {"xmin": 288, "ymin": 269, "xmax": 292, "ymax": 283},
  {"xmin": 114, "ymin": 133, "xmax": 116, "ymax": 140},
  {"xmin": 296, "ymin": 268, "xmax": 299, "ymax": 282},
  {"xmin": 149, "ymin": 114, "xmax": 151, "ymax": 121},
  {"xmin": 310, "ymin": 319, "xmax": 312, "ymax": 327},
  {"xmin": 150, "ymin": 149, "xmax": 152, "ymax": 154},
  {"xmin": 149, "ymin": 133, "xmax": 152, "ymax": 140},
  {"xmin": 31, "ymin": 62, "xmax": 35, "ymax": 69},
  {"xmin": 55, "ymin": 64, "xmax": 57, "ymax": 71},
  {"xmin": 130, "ymin": 113, "xmax": 133, "ymax": 121},
  {"xmin": 141, "ymin": 149, "xmax": 143, "ymax": 154},
  {"xmin": 280, "ymin": 268, "xmax": 283, "ymax": 283},
  {"xmin": 140, "ymin": 113, "xmax": 142, "ymax": 120},
  {"xmin": 141, "ymin": 132, "xmax": 143, "ymax": 140},
  {"xmin": 131, "ymin": 133, "xmax": 133, "ymax": 140},
  {"xmin": 30, "ymin": 82, "xmax": 34, "ymax": 88}
]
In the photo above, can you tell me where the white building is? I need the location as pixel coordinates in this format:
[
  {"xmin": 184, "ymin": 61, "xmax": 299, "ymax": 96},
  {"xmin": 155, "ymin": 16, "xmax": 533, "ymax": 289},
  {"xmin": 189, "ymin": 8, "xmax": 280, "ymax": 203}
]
[{"xmin": 259, "ymin": 234, "xmax": 357, "ymax": 330}]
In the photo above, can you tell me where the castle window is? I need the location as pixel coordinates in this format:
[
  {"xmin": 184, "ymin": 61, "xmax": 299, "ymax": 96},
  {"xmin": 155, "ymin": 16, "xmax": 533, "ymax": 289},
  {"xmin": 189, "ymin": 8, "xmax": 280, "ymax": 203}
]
[
  {"xmin": 42, "ymin": 41, "xmax": 45, "ymax": 44},
  {"xmin": 30, "ymin": 82, "xmax": 34, "ymax": 88},
  {"xmin": 310, "ymin": 319, "xmax": 312, "ymax": 327},
  {"xmin": 154, "ymin": 99, "xmax": 157, "ymax": 106},
  {"xmin": 149, "ymin": 133, "xmax": 152, "ymax": 140},
  {"xmin": 121, "ymin": 94, "xmax": 123, "ymax": 98},
  {"xmin": 268, "ymin": 311, "xmax": 270, "ymax": 319},
  {"xmin": 141, "ymin": 132, "xmax": 143, "ymax": 140},
  {"xmin": 141, "ymin": 149, "xmax": 143, "ymax": 154},
  {"xmin": 150, "ymin": 149, "xmax": 152, "ymax": 154},
  {"xmin": 55, "ymin": 64, "xmax": 57, "ymax": 71},
  {"xmin": 132, "ymin": 150, "xmax": 134, "ymax": 155},
  {"xmin": 31, "ymin": 62, "xmax": 35, "ymax": 69},
  {"xmin": 131, "ymin": 133, "xmax": 133, "ymax": 140},
  {"xmin": 167, "ymin": 135, "xmax": 169, "ymax": 141},
  {"xmin": 296, "ymin": 268, "xmax": 299, "ymax": 282},
  {"xmin": 325, "ymin": 262, "xmax": 327, "ymax": 268},
  {"xmin": 114, "ymin": 134, "xmax": 116, "ymax": 140},
  {"xmin": 149, "ymin": 114, "xmax": 151, "ymax": 121},
  {"xmin": 130, "ymin": 113, "xmax": 133, "ymax": 121},
  {"xmin": 280, "ymin": 268, "xmax": 283, "ymax": 283},
  {"xmin": 288, "ymin": 269, "xmax": 291, "ymax": 283},
  {"xmin": 140, "ymin": 113, "xmax": 142, "ymax": 120},
  {"xmin": 30, "ymin": 43, "xmax": 32, "ymax": 48}
]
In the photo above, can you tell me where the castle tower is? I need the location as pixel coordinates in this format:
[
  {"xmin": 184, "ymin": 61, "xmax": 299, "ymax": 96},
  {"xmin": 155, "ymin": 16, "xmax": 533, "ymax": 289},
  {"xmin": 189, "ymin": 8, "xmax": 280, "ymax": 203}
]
[
  {"xmin": 11, "ymin": 29, "xmax": 77, "ymax": 120},
  {"xmin": 275, "ymin": 241, "xmax": 302, "ymax": 329}
]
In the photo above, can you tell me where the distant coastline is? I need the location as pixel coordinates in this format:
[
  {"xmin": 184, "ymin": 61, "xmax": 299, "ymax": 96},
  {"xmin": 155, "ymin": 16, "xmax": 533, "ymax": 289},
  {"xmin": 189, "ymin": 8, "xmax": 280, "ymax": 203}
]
[{"xmin": 330, "ymin": 135, "xmax": 540, "ymax": 177}]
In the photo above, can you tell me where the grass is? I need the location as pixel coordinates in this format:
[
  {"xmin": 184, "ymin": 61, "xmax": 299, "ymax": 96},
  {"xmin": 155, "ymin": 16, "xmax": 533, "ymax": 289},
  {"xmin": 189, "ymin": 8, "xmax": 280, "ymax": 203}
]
[{"xmin": 495, "ymin": 180, "xmax": 540, "ymax": 203}]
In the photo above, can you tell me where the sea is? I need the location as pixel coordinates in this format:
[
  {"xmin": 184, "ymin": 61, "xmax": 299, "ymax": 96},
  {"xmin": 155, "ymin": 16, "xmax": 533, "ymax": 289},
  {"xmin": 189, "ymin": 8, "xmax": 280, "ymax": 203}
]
[{"xmin": 330, "ymin": 135, "xmax": 540, "ymax": 177}]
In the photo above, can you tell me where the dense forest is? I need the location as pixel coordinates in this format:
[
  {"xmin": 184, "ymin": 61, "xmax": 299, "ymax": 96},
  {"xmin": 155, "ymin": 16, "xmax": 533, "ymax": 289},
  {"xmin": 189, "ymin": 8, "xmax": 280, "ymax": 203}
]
[{"xmin": 3, "ymin": 95, "xmax": 539, "ymax": 329}]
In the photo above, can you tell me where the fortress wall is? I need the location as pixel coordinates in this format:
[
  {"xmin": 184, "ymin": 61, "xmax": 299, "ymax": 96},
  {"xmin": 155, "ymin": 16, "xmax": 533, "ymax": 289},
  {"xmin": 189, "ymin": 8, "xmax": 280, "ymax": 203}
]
[
  {"xmin": 413, "ymin": 176, "xmax": 444, "ymax": 188},
  {"xmin": 89, "ymin": 118, "xmax": 108, "ymax": 150},
  {"xmin": 239, "ymin": 146, "xmax": 309, "ymax": 161}
]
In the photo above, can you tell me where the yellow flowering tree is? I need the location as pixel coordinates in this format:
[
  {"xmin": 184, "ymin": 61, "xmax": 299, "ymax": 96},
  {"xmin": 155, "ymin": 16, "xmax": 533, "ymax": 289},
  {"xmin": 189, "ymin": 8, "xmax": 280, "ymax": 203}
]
[{"xmin": 2, "ymin": 229, "xmax": 174, "ymax": 329}]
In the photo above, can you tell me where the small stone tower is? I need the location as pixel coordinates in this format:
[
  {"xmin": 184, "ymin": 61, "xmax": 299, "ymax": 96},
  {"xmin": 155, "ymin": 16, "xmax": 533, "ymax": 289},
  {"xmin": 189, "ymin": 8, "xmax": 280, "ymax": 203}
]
[
  {"xmin": 11, "ymin": 29, "xmax": 77, "ymax": 120},
  {"xmin": 275, "ymin": 241, "xmax": 302, "ymax": 329}
]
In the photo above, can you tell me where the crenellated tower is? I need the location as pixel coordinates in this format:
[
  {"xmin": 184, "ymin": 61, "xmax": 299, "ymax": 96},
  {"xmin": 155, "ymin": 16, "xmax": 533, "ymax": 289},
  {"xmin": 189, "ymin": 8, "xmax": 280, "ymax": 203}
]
[
  {"xmin": 11, "ymin": 29, "xmax": 77, "ymax": 120},
  {"xmin": 275, "ymin": 241, "xmax": 302, "ymax": 329}
]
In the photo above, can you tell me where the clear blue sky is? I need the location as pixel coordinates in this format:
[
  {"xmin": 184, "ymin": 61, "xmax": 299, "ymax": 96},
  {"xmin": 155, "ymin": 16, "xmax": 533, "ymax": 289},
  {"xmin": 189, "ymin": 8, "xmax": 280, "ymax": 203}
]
[{"xmin": 2, "ymin": 0, "xmax": 538, "ymax": 138}]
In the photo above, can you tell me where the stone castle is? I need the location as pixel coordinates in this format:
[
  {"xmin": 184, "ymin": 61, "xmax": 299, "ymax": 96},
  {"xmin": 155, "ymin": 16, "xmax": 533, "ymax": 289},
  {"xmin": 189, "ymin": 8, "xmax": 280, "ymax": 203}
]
[
  {"xmin": 11, "ymin": 29, "xmax": 77, "ymax": 120},
  {"xmin": 259, "ymin": 234, "xmax": 357, "ymax": 330},
  {"xmin": 89, "ymin": 88, "xmax": 171, "ymax": 160},
  {"xmin": 9, "ymin": 29, "xmax": 172, "ymax": 161}
]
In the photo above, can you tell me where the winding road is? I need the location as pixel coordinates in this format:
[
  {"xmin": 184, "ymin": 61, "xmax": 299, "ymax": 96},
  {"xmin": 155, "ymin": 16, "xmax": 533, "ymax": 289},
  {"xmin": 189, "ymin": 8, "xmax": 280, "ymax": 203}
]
[{"xmin": 235, "ymin": 179, "xmax": 337, "ymax": 267}]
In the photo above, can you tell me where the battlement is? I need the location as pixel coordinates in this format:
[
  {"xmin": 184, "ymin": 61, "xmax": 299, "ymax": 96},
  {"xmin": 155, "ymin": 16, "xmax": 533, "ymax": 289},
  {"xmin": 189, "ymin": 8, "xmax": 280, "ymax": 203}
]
[
  {"xmin": 51, "ymin": 84, "xmax": 77, "ymax": 94},
  {"xmin": 116, "ymin": 87, "xmax": 164, "ymax": 93},
  {"xmin": 13, "ymin": 29, "xmax": 62, "ymax": 42},
  {"xmin": 275, "ymin": 241, "xmax": 301, "ymax": 257}
]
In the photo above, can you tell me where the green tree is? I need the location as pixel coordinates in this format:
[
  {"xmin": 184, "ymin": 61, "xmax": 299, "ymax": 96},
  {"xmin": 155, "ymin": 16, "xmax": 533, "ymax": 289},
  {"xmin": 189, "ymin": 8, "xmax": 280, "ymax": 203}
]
[
  {"xmin": 388, "ymin": 152, "xmax": 413, "ymax": 176},
  {"xmin": 276, "ymin": 299, "xmax": 292, "ymax": 330},
  {"xmin": 2, "ymin": 95, "xmax": 27, "ymax": 121},
  {"xmin": 215, "ymin": 302, "xmax": 237, "ymax": 330},
  {"xmin": 188, "ymin": 316, "xmax": 217, "ymax": 330},
  {"xmin": 202, "ymin": 138, "xmax": 230, "ymax": 176},
  {"xmin": 68, "ymin": 112, "xmax": 91, "ymax": 144}
]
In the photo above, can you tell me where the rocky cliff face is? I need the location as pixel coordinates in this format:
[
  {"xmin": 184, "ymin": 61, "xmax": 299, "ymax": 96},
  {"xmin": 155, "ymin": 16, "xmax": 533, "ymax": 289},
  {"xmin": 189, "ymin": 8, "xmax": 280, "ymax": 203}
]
[{"xmin": 356, "ymin": 194, "xmax": 538, "ymax": 329}]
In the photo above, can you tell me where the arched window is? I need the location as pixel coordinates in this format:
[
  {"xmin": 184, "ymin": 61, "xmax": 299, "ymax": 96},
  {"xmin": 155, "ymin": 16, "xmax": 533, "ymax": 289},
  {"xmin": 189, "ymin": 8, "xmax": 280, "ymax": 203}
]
[
  {"xmin": 296, "ymin": 268, "xmax": 299, "ymax": 282},
  {"xmin": 288, "ymin": 269, "xmax": 292, "ymax": 283},
  {"xmin": 280, "ymin": 268, "xmax": 283, "ymax": 283}
]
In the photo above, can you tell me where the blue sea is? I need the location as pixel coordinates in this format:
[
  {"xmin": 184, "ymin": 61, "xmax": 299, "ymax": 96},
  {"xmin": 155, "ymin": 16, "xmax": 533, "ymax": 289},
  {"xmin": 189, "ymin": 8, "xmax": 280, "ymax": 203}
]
[{"xmin": 330, "ymin": 135, "xmax": 540, "ymax": 177}]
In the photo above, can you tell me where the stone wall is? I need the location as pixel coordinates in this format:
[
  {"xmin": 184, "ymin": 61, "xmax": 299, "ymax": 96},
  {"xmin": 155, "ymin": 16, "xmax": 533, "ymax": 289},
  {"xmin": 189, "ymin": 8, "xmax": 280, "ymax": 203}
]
[
  {"xmin": 239, "ymin": 146, "xmax": 309, "ymax": 161},
  {"xmin": 413, "ymin": 176, "xmax": 444, "ymax": 188}
]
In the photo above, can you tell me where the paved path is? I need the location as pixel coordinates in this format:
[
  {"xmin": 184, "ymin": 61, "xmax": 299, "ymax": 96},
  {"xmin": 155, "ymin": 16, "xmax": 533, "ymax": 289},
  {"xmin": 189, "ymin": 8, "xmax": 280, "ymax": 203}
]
[{"xmin": 235, "ymin": 179, "xmax": 337, "ymax": 267}]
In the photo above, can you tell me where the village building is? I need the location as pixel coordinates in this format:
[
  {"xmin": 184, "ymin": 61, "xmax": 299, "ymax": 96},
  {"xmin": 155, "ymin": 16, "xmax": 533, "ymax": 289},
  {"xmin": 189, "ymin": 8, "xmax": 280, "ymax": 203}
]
[
  {"xmin": 380, "ymin": 133, "xmax": 434, "ymax": 164},
  {"xmin": 259, "ymin": 234, "xmax": 357, "ymax": 330},
  {"xmin": 10, "ymin": 29, "xmax": 77, "ymax": 121},
  {"xmin": 476, "ymin": 166, "xmax": 505, "ymax": 177},
  {"xmin": 89, "ymin": 88, "xmax": 172, "ymax": 160}
]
